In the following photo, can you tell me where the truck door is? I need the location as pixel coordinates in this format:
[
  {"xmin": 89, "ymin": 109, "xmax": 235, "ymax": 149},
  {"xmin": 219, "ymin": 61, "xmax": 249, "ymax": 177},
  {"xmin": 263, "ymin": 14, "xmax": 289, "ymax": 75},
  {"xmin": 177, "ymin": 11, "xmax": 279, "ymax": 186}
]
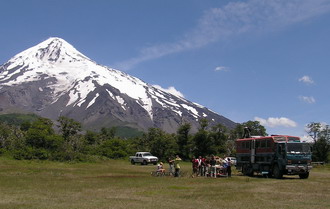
[{"xmin": 276, "ymin": 143, "xmax": 286, "ymax": 164}]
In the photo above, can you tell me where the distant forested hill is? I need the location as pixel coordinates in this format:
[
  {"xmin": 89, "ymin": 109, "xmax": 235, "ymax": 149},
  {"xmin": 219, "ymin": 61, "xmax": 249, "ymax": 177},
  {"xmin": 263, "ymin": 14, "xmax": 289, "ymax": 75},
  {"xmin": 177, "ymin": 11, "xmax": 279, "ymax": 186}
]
[{"xmin": 0, "ymin": 113, "xmax": 40, "ymax": 126}]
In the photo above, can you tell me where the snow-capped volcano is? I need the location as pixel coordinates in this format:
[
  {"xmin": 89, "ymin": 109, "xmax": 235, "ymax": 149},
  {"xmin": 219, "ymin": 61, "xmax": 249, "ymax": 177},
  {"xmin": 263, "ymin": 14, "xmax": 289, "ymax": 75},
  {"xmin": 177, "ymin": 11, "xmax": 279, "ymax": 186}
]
[{"xmin": 0, "ymin": 37, "xmax": 236, "ymax": 132}]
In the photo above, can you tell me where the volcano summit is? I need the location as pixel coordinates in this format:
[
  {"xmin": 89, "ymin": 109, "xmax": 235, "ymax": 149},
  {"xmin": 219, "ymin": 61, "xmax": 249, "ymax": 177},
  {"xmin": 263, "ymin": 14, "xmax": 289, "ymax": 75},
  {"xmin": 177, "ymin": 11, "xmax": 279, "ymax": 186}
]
[{"xmin": 0, "ymin": 37, "xmax": 236, "ymax": 132}]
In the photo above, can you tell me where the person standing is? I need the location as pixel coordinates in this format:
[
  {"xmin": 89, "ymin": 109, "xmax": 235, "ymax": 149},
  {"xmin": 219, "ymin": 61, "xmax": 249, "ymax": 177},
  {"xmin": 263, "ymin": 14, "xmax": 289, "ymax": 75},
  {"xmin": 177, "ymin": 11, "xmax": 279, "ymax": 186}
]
[
  {"xmin": 201, "ymin": 157, "xmax": 207, "ymax": 176},
  {"xmin": 210, "ymin": 155, "xmax": 217, "ymax": 178},
  {"xmin": 168, "ymin": 157, "xmax": 174, "ymax": 176},
  {"xmin": 174, "ymin": 155, "xmax": 182, "ymax": 177},
  {"xmin": 204, "ymin": 157, "xmax": 210, "ymax": 177},
  {"xmin": 226, "ymin": 157, "xmax": 232, "ymax": 177},
  {"xmin": 197, "ymin": 156, "xmax": 203, "ymax": 176},
  {"xmin": 191, "ymin": 157, "xmax": 198, "ymax": 177}
]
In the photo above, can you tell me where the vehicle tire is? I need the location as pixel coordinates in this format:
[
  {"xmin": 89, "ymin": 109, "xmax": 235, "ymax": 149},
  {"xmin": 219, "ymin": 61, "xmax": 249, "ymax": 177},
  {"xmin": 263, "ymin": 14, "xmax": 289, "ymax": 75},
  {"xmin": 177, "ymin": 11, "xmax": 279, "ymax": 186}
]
[
  {"xmin": 242, "ymin": 164, "xmax": 253, "ymax": 176},
  {"xmin": 153, "ymin": 162, "xmax": 157, "ymax": 165},
  {"xmin": 131, "ymin": 159, "xmax": 135, "ymax": 165},
  {"xmin": 267, "ymin": 171, "xmax": 273, "ymax": 178},
  {"xmin": 299, "ymin": 172, "xmax": 309, "ymax": 179},
  {"xmin": 242, "ymin": 165, "xmax": 247, "ymax": 175},
  {"xmin": 142, "ymin": 160, "xmax": 147, "ymax": 165},
  {"xmin": 273, "ymin": 164, "xmax": 283, "ymax": 179}
]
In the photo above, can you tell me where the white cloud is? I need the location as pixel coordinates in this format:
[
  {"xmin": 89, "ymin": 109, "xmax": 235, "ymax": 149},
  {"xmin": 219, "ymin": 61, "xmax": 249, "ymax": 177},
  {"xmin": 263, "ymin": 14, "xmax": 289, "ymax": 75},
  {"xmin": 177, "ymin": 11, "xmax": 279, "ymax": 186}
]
[
  {"xmin": 215, "ymin": 66, "xmax": 229, "ymax": 72},
  {"xmin": 115, "ymin": 0, "xmax": 330, "ymax": 70},
  {"xmin": 299, "ymin": 96, "xmax": 316, "ymax": 104},
  {"xmin": 255, "ymin": 116, "xmax": 297, "ymax": 128},
  {"xmin": 153, "ymin": 85, "xmax": 184, "ymax": 98},
  {"xmin": 299, "ymin": 75, "xmax": 314, "ymax": 84}
]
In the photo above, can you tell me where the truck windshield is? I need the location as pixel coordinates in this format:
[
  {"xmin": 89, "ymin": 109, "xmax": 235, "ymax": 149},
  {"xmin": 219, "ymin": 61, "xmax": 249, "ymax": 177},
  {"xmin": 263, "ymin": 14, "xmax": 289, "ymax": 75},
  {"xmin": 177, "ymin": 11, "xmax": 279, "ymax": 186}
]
[
  {"xmin": 143, "ymin": 153, "xmax": 151, "ymax": 156},
  {"xmin": 286, "ymin": 143, "xmax": 311, "ymax": 154}
]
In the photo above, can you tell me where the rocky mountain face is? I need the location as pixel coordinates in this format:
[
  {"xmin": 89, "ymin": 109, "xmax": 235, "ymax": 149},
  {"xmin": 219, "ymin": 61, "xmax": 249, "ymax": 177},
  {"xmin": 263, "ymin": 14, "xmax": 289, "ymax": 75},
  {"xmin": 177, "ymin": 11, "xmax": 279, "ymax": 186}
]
[{"xmin": 0, "ymin": 37, "xmax": 236, "ymax": 133}]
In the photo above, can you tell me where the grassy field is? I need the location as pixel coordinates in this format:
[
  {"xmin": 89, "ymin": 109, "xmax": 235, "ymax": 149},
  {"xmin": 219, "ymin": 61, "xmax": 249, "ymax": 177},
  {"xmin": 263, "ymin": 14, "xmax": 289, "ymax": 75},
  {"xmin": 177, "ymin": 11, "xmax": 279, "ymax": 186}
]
[{"xmin": 0, "ymin": 158, "xmax": 329, "ymax": 209}]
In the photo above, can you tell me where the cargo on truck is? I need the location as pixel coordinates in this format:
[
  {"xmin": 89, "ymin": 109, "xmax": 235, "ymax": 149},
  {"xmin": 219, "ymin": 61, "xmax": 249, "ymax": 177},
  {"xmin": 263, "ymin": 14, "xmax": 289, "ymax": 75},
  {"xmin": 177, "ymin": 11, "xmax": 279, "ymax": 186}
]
[{"xmin": 235, "ymin": 134, "xmax": 312, "ymax": 179}]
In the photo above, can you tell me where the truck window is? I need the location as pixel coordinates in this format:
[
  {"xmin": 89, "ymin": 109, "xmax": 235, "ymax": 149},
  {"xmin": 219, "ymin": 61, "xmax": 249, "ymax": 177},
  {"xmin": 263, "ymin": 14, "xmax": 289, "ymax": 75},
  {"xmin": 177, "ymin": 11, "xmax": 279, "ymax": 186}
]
[
  {"xmin": 287, "ymin": 143, "xmax": 311, "ymax": 154},
  {"xmin": 242, "ymin": 141, "xmax": 251, "ymax": 149},
  {"xmin": 256, "ymin": 140, "xmax": 260, "ymax": 148},
  {"xmin": 260, "ymin": 140, "xmax": 266, "ymax": 148},
  {"xmin": 288, "ymin": 137, "xmax": 300, "ymax": 142},
  {"xmin": 274, "ymin": 136, "xmax": 286, "ymax": 142}
]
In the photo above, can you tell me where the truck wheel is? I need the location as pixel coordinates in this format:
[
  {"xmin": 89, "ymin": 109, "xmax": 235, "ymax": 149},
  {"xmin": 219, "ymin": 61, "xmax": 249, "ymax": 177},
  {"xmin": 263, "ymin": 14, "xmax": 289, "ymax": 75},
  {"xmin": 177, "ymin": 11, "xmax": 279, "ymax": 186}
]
[
  {"xmin": 267, "ymin": 171, "xmax": 273, "ymax": 178},
  {"xmin": 131, "ymin": 160, "xmax": 135, "ymax": 165},
  {"xmin": 273, "ymin": 165, "xmax": 283, "ymax": 179},
  {"xmin": 299, "ymin": 172, "xmax": 309, "ymax": 179},
  {"xmin": 242, "ymin": 164, "xmax": 253, "ymax": 176},
  {"xmin": 242, "ymin": 165, "xmax": 248, "ymax": 176},
  {"xmin": 141, "ymin": 160, "xmax": 147, "ymax": 165}
]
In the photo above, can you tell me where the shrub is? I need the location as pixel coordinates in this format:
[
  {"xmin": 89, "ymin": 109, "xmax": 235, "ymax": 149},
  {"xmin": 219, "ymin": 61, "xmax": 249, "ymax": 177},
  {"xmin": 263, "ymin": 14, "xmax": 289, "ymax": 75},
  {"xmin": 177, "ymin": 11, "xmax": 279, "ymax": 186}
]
[{"xmin": 12, "ymin": 147, "xmax": 50, "ymax": 160}]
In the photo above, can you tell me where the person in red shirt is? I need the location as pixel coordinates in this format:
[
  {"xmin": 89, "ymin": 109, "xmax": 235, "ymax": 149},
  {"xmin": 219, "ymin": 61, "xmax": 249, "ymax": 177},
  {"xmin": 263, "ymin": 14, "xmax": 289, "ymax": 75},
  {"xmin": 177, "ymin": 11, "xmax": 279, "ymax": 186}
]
[{"xmin": 191, "ymin": 157, "xmax": 199, "ymax": 177}]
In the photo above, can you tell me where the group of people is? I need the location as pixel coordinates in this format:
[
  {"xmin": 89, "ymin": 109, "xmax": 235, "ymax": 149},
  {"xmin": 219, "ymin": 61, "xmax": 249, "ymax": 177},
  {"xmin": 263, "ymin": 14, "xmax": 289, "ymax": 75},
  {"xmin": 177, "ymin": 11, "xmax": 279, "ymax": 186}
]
[
  {"xmin": 191, "ymin": 155, "xmax": 232, "ymax": 178},
  {"xmin": 156, "ymin": 155, "xmax": 182, "ymax": 177},
  {"xmin": 155, "ymin": 155, "xmax": 232, "ymax": 178}
]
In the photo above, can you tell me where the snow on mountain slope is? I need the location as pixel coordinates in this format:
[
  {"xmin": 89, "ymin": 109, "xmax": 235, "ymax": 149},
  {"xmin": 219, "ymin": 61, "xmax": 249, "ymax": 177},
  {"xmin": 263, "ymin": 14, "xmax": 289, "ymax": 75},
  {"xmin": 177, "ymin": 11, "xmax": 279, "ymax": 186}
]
[
  {"xmin": 0, "ymin": 37, "xmax": 236, "ymax": 132},
  {"xmin": 2, "ymin": 38, "xmax": 154, "ymax": 118}
]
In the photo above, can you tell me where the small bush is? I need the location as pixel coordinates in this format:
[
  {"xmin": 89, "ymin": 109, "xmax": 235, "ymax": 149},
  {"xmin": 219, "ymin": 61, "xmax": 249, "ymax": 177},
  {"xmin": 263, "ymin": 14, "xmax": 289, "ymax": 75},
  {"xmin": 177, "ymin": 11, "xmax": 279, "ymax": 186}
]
[{"xmin": 12, "ymin": 147, "xmax": 50, "ymax": 160}]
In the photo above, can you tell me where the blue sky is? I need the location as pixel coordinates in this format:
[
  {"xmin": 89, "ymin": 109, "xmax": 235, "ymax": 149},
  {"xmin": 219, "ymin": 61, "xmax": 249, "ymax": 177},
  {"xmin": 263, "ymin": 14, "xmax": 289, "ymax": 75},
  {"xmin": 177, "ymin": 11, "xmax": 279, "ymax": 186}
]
[{"xmin": 1, "ymin": 0, "xmax": 330, "ymax": 139}]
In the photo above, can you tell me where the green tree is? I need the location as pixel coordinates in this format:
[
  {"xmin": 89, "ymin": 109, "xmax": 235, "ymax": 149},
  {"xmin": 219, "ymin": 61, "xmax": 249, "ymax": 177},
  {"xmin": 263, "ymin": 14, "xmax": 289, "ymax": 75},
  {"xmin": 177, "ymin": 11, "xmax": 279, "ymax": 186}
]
[
  {"xmin": 0, "ymin": 122, "xmax": 11, "ymax": 149},
  {"xmin": 23, "ymin": 118, "xmax": 63, "ymax": 160},
  {"xmin": 100, "ymin": 127, "xmax": 117, "ymax": 139},
  {"xmin": 313, "ymin": 136, "xmax": 330, "ymax": 162},
  {"xmin": 85, "ymin": 130, "xmax": 99, "ymax": 145},
  {"xmin": 134, "ymin": 128, "xmax": 178, "ymax": 161},
  {"xmin": 306, "ymin": 122, "xmax": 330, "ymax": 162},
  {"xmin": 230, "ymin": 120, "xmax": 267, "ymax": 140},
  {"xmin": 147, "ymin": 128, "xmax": 166, "ymax": 159},
  {"xmin": 306, "ymin": 122, "xmax": 323, "ymax": 142},
  {"xmin": 53, "ymin": 134, "xmax": 85, "ymax": 161},
  {"xmin": 176, "ymin": 123, "xmax": 191, "ymax": 160},
  {"xmin": 192, "ymin": 119, "xmax": 214, "ymax": 157},
  {"xmin": 97, "ymin": 138, "xmax": 129, "ymax": 159},
  {"xmin": 20, "ymin": 121, "xmax": 31, "ymax": 132},
  {"xmin": 209, "ymin": 123, "xmax": 228, "ymax": 155},
  {"xmin": 57, "ymin": 116, "xmax": 82, "ymax": 141},
  {"xmin": 25, "ymin": 118, "xmax": 59, "ymax": 149}
]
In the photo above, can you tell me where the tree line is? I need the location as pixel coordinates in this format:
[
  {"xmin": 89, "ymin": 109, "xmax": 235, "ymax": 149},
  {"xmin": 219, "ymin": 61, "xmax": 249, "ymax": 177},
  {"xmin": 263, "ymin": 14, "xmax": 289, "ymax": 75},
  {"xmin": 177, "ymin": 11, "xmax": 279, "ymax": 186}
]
[
  {"xmin": 306, "ymin": 122, "xmax": 330, "ymax": 163},
  {"xmin": 0, "ymin": 115, "xmax": 328, "ymax": 163}
]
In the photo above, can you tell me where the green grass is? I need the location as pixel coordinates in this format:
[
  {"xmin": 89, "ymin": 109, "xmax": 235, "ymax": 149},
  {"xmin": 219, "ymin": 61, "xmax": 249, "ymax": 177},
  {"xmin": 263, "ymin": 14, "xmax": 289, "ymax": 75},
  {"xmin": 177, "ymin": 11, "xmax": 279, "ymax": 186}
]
[{"xmin": 0, "ymin": 158, "xmax": 329, "ymax": 209}]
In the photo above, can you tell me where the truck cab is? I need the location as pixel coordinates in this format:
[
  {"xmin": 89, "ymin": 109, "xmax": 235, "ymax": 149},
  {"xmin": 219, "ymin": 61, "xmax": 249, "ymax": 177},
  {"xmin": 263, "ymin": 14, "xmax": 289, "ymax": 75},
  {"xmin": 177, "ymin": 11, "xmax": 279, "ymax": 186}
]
[{"xmin": 274, "ymin": 141, "xmax": 312, "ymax": 179}]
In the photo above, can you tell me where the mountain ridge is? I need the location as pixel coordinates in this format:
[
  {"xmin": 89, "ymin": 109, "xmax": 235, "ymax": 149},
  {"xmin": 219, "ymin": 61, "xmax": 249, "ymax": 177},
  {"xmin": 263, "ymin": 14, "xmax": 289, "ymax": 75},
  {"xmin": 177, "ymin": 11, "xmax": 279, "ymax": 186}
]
[{"xmin": 0, "ymin": 37, "xmax": 236, "ymax": 133}]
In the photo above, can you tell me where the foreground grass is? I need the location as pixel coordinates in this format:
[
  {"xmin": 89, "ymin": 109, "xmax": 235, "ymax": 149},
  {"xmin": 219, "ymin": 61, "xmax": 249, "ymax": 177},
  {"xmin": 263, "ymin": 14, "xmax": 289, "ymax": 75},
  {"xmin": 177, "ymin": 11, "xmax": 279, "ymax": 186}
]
[{"xmin": 0, "ymin": 158, "xmax": 329, "ymax": 209}]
